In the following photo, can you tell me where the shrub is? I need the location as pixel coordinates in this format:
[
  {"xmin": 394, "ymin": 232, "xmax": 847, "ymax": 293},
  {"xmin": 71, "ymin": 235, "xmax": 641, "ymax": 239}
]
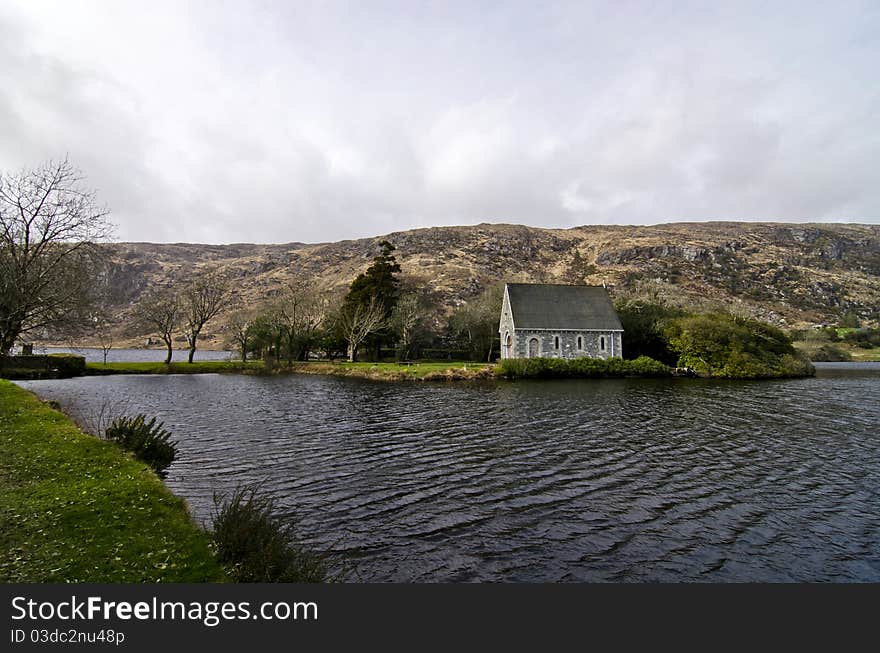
[
  {"xmin": 664, "ymin": 312, "xmax": 814, "ymax": 378},
  {"xmin": 104, "ymin": 414, "xmax": 178, "ymax": 473},
  {"xmin": 614, "ymin": 299, "xmax": 685, "ymax": 365},
  {"xmin": 211, "ymin": 486, "xmax": 328, "ymax": 583},
  {"xmin": 498, "ymin": 356, "xmax": 670, "ymax": 379},
  {"xmin": 627, "ymin": 355, "xmax": 673, "ymax": 376},
  {"xmin": 779, "ymin": 353, "xmax": 818, "ymax": 375},
  {"xmin": 0, "ymin": 354, "xmax": 85, "ymax": 379}
]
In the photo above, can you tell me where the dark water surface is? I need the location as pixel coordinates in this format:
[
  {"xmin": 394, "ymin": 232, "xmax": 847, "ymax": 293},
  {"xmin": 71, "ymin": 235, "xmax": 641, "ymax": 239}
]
[{"xmin": 16, "ymin": 363, "xmax": 880, "ymax": 582}]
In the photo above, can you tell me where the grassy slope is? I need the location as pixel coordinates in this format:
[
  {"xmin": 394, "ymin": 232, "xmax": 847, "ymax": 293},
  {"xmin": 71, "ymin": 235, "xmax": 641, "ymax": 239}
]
[{"xmin": 0, "ymin": 379, "xmax": 225, "ymax": 582}]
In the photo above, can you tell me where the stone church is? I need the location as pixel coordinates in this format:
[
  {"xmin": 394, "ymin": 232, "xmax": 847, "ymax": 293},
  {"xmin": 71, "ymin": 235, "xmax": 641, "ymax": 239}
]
[{"xmin": 498, "ymin": 283, "xmax": 624, "ymax": 360}]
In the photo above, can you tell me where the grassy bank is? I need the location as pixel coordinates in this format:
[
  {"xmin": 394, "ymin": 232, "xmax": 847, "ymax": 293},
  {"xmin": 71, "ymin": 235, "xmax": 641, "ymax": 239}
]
[
  {"xmin": 86, "ymin": 360, "xmax": 263, "ymax": 375},
  {"xmin": 793, "ymin": 341, "xmax": 880, "ymax": 362},
  {"xmin": 86, "ymin": 353, "xmax": 827, "ymax": 383},
  {"xmin": 0, "ymin": 379, "xmax": 225, "ymax": 582},
  {"xmin": 849, "ymin": 347, "xmax": 880, "ymax": 361},
  {"xmin": 285, "ymin": 360, "xmax": 497, "ymax": 381},
  {"xmin": 85, "ymin": 359, "xmax": 496, "ymax": 381}
]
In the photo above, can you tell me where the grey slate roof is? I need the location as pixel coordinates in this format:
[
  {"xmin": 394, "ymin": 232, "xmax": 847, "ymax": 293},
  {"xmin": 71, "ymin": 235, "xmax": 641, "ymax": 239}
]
[{"xmin": 506, "ymin": 283, "xmax": 623, "ymax": 331}]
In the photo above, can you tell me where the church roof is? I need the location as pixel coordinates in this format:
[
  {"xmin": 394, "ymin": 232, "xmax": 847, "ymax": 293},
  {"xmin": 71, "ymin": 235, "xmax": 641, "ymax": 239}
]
[{"xmin": 505, "ymin": 283, "xmax": 623, "ymax": 331}]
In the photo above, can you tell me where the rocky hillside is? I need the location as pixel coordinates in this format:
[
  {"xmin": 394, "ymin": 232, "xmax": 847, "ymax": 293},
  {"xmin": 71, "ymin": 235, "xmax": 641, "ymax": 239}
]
[{"xmin": 98, "ymin": 222, "xmax": 879, "ymax": 347}]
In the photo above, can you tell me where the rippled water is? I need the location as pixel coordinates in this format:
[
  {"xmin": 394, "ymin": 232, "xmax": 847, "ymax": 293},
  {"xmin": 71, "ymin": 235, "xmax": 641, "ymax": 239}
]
[{"xmin": 16, "ymin": 363, "xmax": 880, "ymax": 582}]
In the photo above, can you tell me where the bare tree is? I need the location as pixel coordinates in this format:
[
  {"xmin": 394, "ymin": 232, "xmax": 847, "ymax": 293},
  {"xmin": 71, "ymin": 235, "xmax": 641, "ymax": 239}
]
[
  {"xmin": 0, "ymin": 158, "xmax": 113, "ymax": 353},
  {"xmin": 226, "ymin": 309, "xmax": 256, "ymax": 363},
  {"xmin": 87, "ymin": 284, "xmax": 119, "ymax": 365},
  {"xmin": 182, "ymin": 270, "xmax": 230, "ymax": 363},
  {"xmin": 276, "ymin": 279, "xmax": 329, "ymax": 363},
  {"xmin": 132, "ymin": 286, "xmax": 181, "ymax": 364},
  {"xmin": 339, "ymin": 297, "xmax": 387, "ymax": 362},
  {"xmin": 449, "ymin": 283, "xmax": 504, "ymax": 362},
  {"xmin": 251, "ymin": 306, "xmax": 286, "ymax": 363},
  {"xmin": 390, "ymin": 293, "xmax": 425, "ymax": 360},
  {"xmin": 94, "ymin": 314, "xmax": 114, "ymax": 366}
]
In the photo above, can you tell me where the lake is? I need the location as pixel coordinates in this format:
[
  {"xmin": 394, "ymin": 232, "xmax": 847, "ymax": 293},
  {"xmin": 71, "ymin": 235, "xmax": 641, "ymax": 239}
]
[
  {"xmin": 36, "ymin": 346, "xmax": 233, "ymax": 363},
  {"xmin": 15, "ymin": 363, "xmax": 880, "ymax": 582}
]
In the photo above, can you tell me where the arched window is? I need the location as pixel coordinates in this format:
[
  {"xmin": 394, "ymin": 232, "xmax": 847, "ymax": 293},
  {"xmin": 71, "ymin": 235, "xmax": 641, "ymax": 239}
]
[
  {"xmin": 554, "ymin": 335, "xmax": 560, "ymax": 350},
  {"xmin": 600, "ymin": 336, "xmax": 606, "ymax": 351},
  {"xmin": 528, "ymin": 338, "xmax": 539, "ymax": 358},
  {"xmin": 577, "ymin": 335, "xmax": 583, "ymax": 350}
]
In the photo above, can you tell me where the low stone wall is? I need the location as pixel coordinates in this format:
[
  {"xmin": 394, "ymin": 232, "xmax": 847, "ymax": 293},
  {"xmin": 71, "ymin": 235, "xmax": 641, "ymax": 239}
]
[{"xmin": 0, "ymin": 354, "xmax": 86, "ymax": 379}]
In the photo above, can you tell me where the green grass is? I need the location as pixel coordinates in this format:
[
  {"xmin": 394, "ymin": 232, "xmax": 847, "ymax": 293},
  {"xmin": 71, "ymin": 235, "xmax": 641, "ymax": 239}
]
[
  {"xmin": 86, "ymin": 360, "xmax": 263, "ymax": 375},
  {"xmin": 847, "ymin": 346, "xmax": 880, "ymax": 362},
  {"xmin": 335, "ymin": 360, "xmax": 493, "ymax": 377},
  {"xmin": 0, "ymin": 379, "xmax": 226, "ymax": 582},
  {"xmin": 83, "ymin": 359, "xmax": 494, "ymax": 381},
  {"xmin": 794, "ymin": 341, "xmax": 880, "ymax": 362},
  {"xmin": 289, "ymin": 360, "xmax": 497, "ymax": 381}
]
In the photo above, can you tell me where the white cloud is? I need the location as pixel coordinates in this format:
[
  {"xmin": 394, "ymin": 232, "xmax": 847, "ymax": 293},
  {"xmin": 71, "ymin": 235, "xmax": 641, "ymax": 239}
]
[{"xmin": 1, "ymin": 0, "xmax": 878, "ymax": 243}]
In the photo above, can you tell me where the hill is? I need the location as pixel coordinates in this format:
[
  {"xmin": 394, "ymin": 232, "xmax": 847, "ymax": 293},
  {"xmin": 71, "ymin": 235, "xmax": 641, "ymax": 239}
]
[{"xmin": 96, "ymin": 222, "xmax": 879, "ymax": 348}]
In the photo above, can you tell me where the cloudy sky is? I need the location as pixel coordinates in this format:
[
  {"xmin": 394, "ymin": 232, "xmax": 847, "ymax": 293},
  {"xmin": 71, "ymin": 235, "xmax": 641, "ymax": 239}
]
[{"xmin": 1, "ymin": 1, "xmax": 878, "ymax": 244}]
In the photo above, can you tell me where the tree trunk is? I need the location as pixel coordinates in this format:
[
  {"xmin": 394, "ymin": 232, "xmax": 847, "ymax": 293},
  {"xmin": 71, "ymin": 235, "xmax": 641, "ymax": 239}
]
[
  {"xmin": 164, "ymin": 339, "xmax": 173, "ymax": 365},
  {"xmin": 0, "ymin": 320, "xmax": 22, "ymax": 354},
  {"xmin": 347, "ymin": 342, "xmax": 356, "ymax": 362},
  {"xmin": 187, "ymin": 333, "xmax": 197, "ymax": 364}
]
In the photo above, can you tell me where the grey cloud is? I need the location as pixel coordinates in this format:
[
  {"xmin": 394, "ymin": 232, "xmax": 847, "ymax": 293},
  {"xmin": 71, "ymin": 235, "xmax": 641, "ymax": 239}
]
[{"xmin": 1, "ymin": 1, "xmax": 878, "ymax": 244}]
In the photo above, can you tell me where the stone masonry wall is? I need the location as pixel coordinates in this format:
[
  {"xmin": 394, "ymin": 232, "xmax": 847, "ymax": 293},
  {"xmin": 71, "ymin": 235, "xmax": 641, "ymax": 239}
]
[{"xmin": 507, "ymin": 330, "xmax": 622, "ymax": 360}]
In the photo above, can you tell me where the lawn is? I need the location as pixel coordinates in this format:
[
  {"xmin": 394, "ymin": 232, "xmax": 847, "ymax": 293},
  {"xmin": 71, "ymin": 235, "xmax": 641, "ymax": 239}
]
[
  {"xmin": 848, "ymin": 346, "xmax": 880, "ymax": 362},
  {"xmin": 85, "ymin": 358, "xmax": 497, "ymax": 381},
  {"xmin": 86, "ymin": 360, "xmax": 264, "ymax": 375},
  {"xmin": 0, "ymin": 379, "xmax": 225, "ymax": 582},
  {"xmin": 290, "ymin": 360, "xmax": 497, "ymax": 380}
]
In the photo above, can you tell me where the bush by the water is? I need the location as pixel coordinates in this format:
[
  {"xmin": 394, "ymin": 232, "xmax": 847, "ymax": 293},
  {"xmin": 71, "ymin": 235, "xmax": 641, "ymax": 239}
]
[
  {"xmin": 104, "ymin": 414, "xmax": 178, "ymax": 473},
  {"xmin": 663, "ymin": 313, "xmax": 814, "ymax": 378},
  {"xmin": 211, "ymin": 486, "xmax": 328, "ymax": 583},
  {"xmin": 498, "ymin": 355, "xmax": 670, "ymax": 379},
  {"xmin": 0, "ymin": 353, "xmax": 85, "ymax": 379},
  {"xmin": 613, "ymin": 296, "xmax": 815, "ymax": 378},
  {"xmin": 614, "ymin": 300, "xmax": 686, "ymax": 365}
]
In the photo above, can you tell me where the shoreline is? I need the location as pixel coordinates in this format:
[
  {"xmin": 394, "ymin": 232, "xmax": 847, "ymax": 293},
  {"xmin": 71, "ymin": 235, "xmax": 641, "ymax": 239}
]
[
  {"xmin": 82, "ymin": 359, "xmax": 499, "ymax": 382},
  {"xmin": 0, "ymin": 379, "xmax": 226, "ymax": 582},
  {"xmin": 0, "ymin": 354, "xmax": 819, "ymax": 382}
]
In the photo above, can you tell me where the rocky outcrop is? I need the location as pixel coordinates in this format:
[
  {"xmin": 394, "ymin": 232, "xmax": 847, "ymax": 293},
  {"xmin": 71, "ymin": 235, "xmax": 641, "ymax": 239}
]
[{"xmin": 95, "ymin": 222, "xmax": 879, "ymax": 346}]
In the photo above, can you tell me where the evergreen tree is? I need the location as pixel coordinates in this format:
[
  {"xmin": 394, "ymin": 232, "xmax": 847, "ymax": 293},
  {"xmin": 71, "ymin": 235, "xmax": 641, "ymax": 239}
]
[
  {"xmin": 341, "ymin": 240, "xmax": 401, "ymax": 359},
  {"xmin": 345, "ymin": 241, "xmax": 401, "ymax": 312}
]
